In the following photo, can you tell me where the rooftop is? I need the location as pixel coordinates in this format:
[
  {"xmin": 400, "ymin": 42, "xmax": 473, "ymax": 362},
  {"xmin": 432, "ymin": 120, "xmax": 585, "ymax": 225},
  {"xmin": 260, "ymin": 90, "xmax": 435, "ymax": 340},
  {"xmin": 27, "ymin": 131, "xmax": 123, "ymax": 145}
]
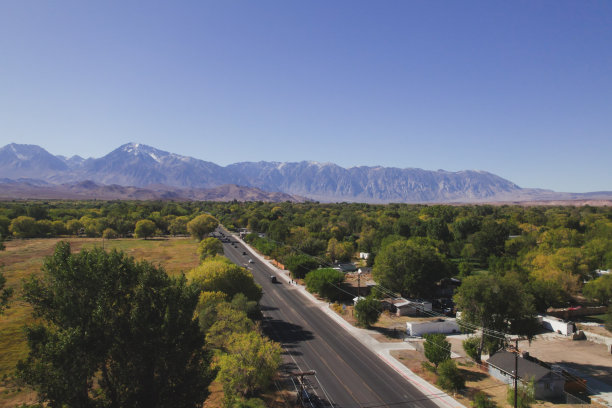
[{"xmin": 487, "ymin": 351, "xmax": 553, "ymax": 382}]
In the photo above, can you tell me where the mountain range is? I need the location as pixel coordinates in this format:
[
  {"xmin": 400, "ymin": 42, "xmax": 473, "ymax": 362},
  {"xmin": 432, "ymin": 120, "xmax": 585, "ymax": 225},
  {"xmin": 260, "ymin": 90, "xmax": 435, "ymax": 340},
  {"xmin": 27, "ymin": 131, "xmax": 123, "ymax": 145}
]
[{"xmin": 1, "ymin": 143, "xmax": 610, "ymax": 203}]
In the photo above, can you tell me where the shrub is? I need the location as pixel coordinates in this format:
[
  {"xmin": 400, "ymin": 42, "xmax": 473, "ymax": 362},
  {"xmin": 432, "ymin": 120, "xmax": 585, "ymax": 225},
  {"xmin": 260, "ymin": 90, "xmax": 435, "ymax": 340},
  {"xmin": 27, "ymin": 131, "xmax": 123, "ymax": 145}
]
[
  {"xmin": 472, "ymin": 391, "xmax": 496, "ymax": 408},
  {"xmin": 436, "ymin": 360, "xmax": 465, "ymax": 392},
  {"xmin": 354, "ymin": 296, "xmax": 382, "ymax": 327}
]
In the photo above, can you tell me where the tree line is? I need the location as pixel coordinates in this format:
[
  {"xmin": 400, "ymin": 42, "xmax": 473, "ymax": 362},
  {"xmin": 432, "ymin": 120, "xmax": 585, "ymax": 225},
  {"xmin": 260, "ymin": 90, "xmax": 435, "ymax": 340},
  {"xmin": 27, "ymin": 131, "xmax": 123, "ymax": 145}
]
[{"xmin": 3, "ymin": 200, "xmax": 611, "ymax": 310}]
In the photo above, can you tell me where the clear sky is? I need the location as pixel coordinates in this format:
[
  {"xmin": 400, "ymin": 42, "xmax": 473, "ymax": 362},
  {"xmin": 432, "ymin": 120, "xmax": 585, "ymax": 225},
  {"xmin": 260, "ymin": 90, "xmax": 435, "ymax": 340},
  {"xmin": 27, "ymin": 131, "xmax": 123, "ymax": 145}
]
[{"xmin": 1, "ymin": 1, "xmax": 610, "ymax": 192}]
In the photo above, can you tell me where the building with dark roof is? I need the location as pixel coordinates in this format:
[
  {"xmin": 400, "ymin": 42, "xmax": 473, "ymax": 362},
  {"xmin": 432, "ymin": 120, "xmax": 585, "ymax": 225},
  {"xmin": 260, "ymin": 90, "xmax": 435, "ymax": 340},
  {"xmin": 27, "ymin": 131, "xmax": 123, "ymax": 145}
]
[{"xmin": 487, "ymin": 351, "xmax": 565, "ymax": 400}]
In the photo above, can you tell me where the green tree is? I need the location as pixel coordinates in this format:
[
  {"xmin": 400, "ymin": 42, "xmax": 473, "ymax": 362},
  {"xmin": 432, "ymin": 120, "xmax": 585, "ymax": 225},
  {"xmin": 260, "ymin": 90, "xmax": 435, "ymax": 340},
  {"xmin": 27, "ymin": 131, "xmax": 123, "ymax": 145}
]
[
  {"xmin": 188, "ymin": 256, "xmax": 262, "ymax": 302},
  {"xmin": 102, "ymin": 228, "xmax": 118, "ymax": 239},
  {"xmin": 134, "ymin": 219, "xmax": 157, "ymax": 239},
  {"xmin": 17, "ymin": 242, "xmax": 212, "ymax": 408},
  {"xmin": 284, "ymin": 254, "xmax": 319, "ymax": 279},
  {"xmin": 215, "ymin": 331, "xmax": 282, "ymax": 401},
  {"xmin": 187, "ymin": 214, "xmax": 219, "ymax": 241},
  {"xmin": 436, "ymin": 359, "xmax": 465, "ymax": 392},
  {"xmin": 471, "ymin": 220, "xmax": 510, "ymax": 263},
  {"xmin": 304, "ymin": 268, "xmax": 345, "ymax": 301},
  {"xmin": 462, "ymin": 337, "xmax": 480, "ymax": 361},
  {"xmin": 0, "ymin": 215, "xmax": 10, "ymax": 237},
  {"xmin": 354, "ymin": 296, "xmax": 382, "ymax": 327},
  {"xmin": 583, "ymin": 274, "xmax": 612, "ymax": 305},
  {"xmin": 66, "ymin": 219, "xmax": 84, "ymax": 236},
  {"xmin": 197, "ymin": 237, "xmax": 223, "ymax": 261},
  {"xmin": 169, "ymin": 216, "xmax": 189, "ymax": 236},
  {"xmin": 9, "ymin": 216, "xmax": 38, "ymax": 238},
  {"xmin": 423, "ymin": 333, "xmax": 451, "ymax": 368},
  {"xmin": 372, "ymin": 239, "xmax": 451, "ymax": 298},
  {"xmin": 194, "ymin": 291, "xmax": 227, "ymax": 332},
  {"xmin": 454, "ymin": 273, "xmax": 537, "ymax": 362},
  {"xmin": 206, "ymin": 302, "xmax": 254, "ymax": 350},
  {"xmin": 326, "ymin": 238, "xmax": 353, "ymax": 262}
]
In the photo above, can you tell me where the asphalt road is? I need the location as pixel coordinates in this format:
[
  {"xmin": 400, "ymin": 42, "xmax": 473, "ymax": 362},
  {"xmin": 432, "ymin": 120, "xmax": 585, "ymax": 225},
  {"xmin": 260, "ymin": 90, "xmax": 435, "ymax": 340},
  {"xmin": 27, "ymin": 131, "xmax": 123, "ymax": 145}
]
[{"xmin": 219, "ymin": 230, "xmax": 440, "ymax": 408}]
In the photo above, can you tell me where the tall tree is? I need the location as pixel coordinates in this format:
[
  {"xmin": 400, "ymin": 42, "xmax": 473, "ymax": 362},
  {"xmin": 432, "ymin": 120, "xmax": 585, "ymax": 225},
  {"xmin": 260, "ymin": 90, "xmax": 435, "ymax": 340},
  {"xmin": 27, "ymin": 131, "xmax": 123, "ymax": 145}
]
[
  {"xmin": 197, "ymin": 237, "xmax": 223, "ymax": 260},
  {"xmin": 372, "ymin": 239, "xmax": 451, "ymax": 298},
  {"xmin": 215, "ymin": 331, "xmax": 282, "ymax": 401},
  {"xmin": 134, "ymin": 219, "xmax": 157, "ymax": 239},
  {"xmin": 188, "ymin": 256, "xmax": 262, "ymax": 302},
  {"xmin": 187, "ymin": 214, "xmax": 219, "ymax": 241},
  {"xmin": 304, "ymin": 268, "xmax": 345, "ymax": 301},
  {"xmin": 453, "ymin": 273, "xmax": 537, "ymax": 362},
  {"xmin": 423, "ymin": 333, "xmax": 451, "ymax": 368},
  {"xmin": 17, "ymin": 242, "xmax": 212, "ymax": 408}
]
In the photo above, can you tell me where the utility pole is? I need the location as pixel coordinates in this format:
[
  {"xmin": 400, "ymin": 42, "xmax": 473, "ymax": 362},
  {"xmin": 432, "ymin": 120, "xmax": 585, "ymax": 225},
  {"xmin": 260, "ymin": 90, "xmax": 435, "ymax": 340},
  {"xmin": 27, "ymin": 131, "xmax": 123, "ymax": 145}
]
[
  {"xmin": 514, "ymin": 338, "xmax": 518, "ymax": 408},
  {"xmin": 357, "ymin": 270, "xmax": 361, "ymax": 298}
]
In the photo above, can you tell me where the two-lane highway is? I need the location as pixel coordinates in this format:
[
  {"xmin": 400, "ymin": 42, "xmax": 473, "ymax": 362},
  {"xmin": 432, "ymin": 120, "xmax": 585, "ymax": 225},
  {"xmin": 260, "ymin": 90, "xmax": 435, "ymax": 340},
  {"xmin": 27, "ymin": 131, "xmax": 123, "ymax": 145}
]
[{"xmin": 219, "ymin": 228, "xmax": 441, "ymax": 408}]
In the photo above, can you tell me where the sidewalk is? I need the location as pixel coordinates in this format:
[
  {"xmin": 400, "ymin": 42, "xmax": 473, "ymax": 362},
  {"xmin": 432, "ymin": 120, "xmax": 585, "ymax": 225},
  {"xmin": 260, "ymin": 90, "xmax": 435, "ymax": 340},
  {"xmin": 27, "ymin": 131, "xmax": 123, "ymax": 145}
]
[{"xmin": 236, "ymin": 232, "xmax": 466, "ymax": 408}]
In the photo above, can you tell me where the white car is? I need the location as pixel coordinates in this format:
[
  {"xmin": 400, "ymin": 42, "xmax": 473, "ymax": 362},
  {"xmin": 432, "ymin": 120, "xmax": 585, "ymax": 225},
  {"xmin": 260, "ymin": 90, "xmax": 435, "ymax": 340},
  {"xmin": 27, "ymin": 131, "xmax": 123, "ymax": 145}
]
[{"xmin": 248, "ymin": 259, "xmax": 254, "ymax": 264}]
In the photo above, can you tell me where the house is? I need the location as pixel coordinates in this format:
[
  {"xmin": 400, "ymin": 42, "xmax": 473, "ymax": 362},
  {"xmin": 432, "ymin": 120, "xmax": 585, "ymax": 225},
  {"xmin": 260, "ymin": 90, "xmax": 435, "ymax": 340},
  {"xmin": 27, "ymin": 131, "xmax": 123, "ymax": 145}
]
[
  {"xmin": 487, "ymin": 351, "xmax": 565, "ymax": 400},
  {"xmin": 333, "ymin": 263, "xmax": 357, "ymax": 273},
  {"xmin": 381, "ymin": 298, "xmax": 432, "ymax": 317},
  {"xmin": 406, "ymin": 318, "xmax": 460, "ymax": 336},
  {"xmin": 357, "ymin": 266, "xmax": 372, "ymax": 274},
  {"xmin": 359, "ymin": 252, "xmax": 370, "ymax": 259}
]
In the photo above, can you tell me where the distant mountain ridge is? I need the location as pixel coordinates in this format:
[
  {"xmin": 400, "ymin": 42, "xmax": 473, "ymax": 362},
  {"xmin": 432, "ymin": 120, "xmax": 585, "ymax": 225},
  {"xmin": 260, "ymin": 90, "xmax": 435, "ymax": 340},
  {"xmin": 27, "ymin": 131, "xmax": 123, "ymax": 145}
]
[{"xmin": 1, "ymin": 142, "xmax": 610, "ymax": 203}]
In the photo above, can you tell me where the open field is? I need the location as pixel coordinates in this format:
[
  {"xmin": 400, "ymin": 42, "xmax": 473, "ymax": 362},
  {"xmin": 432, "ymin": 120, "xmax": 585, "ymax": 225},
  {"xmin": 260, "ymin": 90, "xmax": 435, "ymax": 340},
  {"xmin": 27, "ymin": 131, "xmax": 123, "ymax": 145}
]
[{"xmin": 0, "ymin": 237, "xmax": 200, "ymax": 407}]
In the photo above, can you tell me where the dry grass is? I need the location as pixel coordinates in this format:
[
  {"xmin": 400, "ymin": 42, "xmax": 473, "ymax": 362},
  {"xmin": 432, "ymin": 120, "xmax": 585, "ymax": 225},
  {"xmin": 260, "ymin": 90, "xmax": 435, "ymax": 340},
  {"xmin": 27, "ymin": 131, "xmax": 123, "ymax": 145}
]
[{"xmin": 0, "ymin": 237, "xmax": 200, "ymax": 408}]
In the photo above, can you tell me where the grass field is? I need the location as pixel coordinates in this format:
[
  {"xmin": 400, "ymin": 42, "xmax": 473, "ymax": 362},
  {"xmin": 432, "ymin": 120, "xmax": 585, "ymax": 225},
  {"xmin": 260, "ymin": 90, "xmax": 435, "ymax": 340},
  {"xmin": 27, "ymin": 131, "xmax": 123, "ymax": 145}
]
[{"xmin": 0, "ymin": 237, "xmax": 200, "ymax": 407}]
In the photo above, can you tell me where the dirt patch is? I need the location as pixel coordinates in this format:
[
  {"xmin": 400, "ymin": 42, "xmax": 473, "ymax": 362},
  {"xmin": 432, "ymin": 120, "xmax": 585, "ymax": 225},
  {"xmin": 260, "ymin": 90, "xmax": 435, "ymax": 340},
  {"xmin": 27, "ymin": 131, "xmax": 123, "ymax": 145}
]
[
  {"xmin": 518, "ymin": 335, "xmax": 612, "ymax": 387},
  {"xmin": 390, "ymin": 350, "xmax": 509, "ymax": 408},
  {"xmin": 577, "ymin": 323, "xmax": 612, "ymax": 338}
]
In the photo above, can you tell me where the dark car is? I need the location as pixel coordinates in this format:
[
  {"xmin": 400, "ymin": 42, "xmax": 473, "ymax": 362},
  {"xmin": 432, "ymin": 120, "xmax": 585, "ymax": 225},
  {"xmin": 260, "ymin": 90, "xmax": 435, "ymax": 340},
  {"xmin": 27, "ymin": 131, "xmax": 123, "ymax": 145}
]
[
  {"xmin": 270, "ymin": 276, "xmax": 277, "ymax": 283},
  {"xmin": 242, "ymin": 251, "xmax": 247, "ymax": 255}
]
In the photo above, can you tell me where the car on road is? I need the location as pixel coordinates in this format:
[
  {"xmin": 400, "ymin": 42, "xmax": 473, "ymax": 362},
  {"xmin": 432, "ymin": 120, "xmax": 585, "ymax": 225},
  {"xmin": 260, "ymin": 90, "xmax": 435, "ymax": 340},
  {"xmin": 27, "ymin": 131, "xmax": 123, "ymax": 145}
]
[
  {"xmin": 270, "ymin": 275, "xmax": 277, "ymax": 283},
  {"xmin": 242, "ymin": 251, "xmax": 247, "ymax": 255},
  {"xmin": 248, "ymin": 259, "xmax": 254, "ymax": 264}
]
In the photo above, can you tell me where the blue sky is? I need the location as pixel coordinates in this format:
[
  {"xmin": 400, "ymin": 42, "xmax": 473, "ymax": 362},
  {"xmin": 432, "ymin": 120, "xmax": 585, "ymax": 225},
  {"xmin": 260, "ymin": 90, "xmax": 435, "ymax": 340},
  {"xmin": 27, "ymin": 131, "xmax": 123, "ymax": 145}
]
[{"xmin": 1, "ymin": 1, "xmax": 610, "ymax": 192}]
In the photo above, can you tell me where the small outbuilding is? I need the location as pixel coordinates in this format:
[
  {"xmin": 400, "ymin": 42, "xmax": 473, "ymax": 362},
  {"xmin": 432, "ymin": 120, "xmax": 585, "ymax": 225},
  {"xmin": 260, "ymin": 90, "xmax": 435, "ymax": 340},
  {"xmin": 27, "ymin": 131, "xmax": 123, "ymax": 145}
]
[
  {"xmin": 487, "ymin": 351, "xmax": 565, "ymax": 400},
  {"xmin": 406, "ymin": 318, "xmax": 460, "ymax": 336},
  {"xmin": 381, "ymin": 298, "xmax": 432, "ymax": 317},
  {"xmin": 539, "ymin": 315, "xmax": 575, "ymax": 336}
]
